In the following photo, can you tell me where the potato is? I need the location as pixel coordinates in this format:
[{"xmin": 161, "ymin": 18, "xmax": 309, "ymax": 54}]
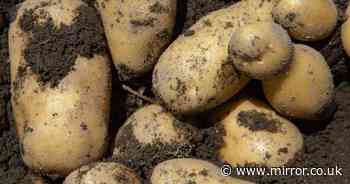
[
  {"xmin": 151, "ymin": 158, "xmax": 254, "ymax": 184},
  {"xmin": 96, "ymin": 0, "xmax": 177, "ymax": 80},
  {"xmin": 341, "ymin": 5, "xmax": 350, "ymax": 57},
  {"xmin": 229, "ymin": 21, "xmax": 293, "ymax": 79},
  {"xmin": 263, "ymin": 44, "xmax": 335, "ymax": 120},
  {"xmin": 273, "ymin": 0, "xmax": 338, "ymax": 41},
  {"xmin": 153, "ymin": 0, "xmax": 281, "ymax": 114},
  {"xmin": 113, "ymin": 105, "xmax": 199, "ymax": 164},
  {"xmin": 113, "ymin": 104, "xmax": 200, "ymax": 172},
  {"xmin": 216, "ymin": 98, "xmax": 303, "ymax": 167},
  {"xmin": 10, "ymin": 0, "xmax": 111, "ymax": 176},
  {"xmin": 64, "ymin": 162, "xmax": 141, "ymax": 184}
]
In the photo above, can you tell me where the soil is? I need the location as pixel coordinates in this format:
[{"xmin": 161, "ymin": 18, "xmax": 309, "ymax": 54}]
[
  {"xmin": 112, "ymin": 117, "xmax": 202, "ymax": 181},
  {"xmin": 18, "ymin": 3, "xmax": 107, "ymax": 88},
  {"xmin": 0, "ymin": 0, "xmax": 350, "ymax": 184},
  {"xmin": 237, "ymin": 110, "xmax": 282, "ymax": 133}
]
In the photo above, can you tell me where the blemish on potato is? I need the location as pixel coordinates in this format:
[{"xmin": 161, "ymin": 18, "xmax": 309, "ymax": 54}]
[
  {"xmin": 130, "ymin": 18, "xmax": 156, "ymax": 27},
  {"xmin": 183, "ymin": 29, "xmax": 195, "ymax": 37},
  {"xmin": 237, "ymin": 110, "xmax": 282, "ymax": 133},
  {"xmin": 149, "ymin": 2, "xmax": 169, "ymax": 14}
]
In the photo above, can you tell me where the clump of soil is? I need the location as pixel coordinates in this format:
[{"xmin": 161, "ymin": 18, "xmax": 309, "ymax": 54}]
[
  {"xmin": 237, "ymin": 110, "xmax": 282, "ymax": 133},
  {"xmin": 18, "ymin": 3, "xmax": 107, "ymax": 88},
  {"xmin": 112, "ymin": 117, "xmax": 202, "ymax": 180}
]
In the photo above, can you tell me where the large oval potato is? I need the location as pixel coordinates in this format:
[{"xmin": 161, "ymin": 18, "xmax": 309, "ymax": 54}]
[
  {"xmin": 263, "ymin": 44, "xmax": 335, "ymax": 120},
  {"xmin": 216, "ymin": 98, "xmax": 303, "ymax": 167},
  {"xmin": 151, "ymin": 158, "xmax": 254, "ymax": 184},
  {"xmin": 96, "ymin": 0, "xmax": 177, "ymax": 80},
  {"xmin": 153, "ymin": 0, "xmax": 279, "ymax": 114},
  {"xmin": 10, "ymin": 0, "xmax": 111, "ymax": 176},
  {"xmin": 64, "ymin": 162, "xmax": 141, "ymax": 184}
]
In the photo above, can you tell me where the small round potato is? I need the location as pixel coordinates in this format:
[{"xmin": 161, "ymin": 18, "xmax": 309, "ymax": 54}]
[
  {"xmin": 229, "ymin": 21, "xmax": 293, "ymax": 79},
  {"xmin": 151, "ymin": 158, "xmax": 254, "ymax": 184},
  {"xmin": 263, "ymin": 44, "xmax": 335, "ymax": 120},
  {"xmin": 113, "ymin": 105, "xmax": 200, "ymax": 171},
  {"xmin": 10, "ymin": 0, "xmax": 111, "ymax": 176},
  {"xmin": 341, "ymin": 5, "xmax": 350, "ymax": 57},
  {"xmin": 273, "ymin": 0, "xmax": 338, "ymax": 41},
  {"xmin": 217, "ymin": 98, "xmax": 303, "ymax": 167},
  {"xmin": 153, "ymin": 0, "xmax": 278, "ymax": 114},
  {"xmin": 64, "ymin": 162, "xmax": 141, "ymax": 184},
  {"xmin": 96, "ymin": 0, "xmax": 177, "ymax": 80}
]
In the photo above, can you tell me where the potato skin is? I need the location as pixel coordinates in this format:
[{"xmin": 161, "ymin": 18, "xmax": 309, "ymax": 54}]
[
  {"xmin": 229, "ymin": 21, "xmax": 293, "ymax": 79},
  {"xmin": 151, "ymin": 158, "xmax": 254, "ymax": 184},
  {"xmin": 263, "ymin": 44, "xmax": 334, "ymax": 120},
  {"xmin": 342, "ymin": 20, "xmax": 350, "ymax": 57},
  {"xmin": 96, "ymin": 0, "xmax": 177, "ymax": 80},
  {"xmin": 64, "ymin": 162, "xmax": 141, "ymax": 184},
  {"xmin": 153, "ymin": 0, "xmax": 279, "ymax": 114},
  {"xmin": 342, "ymin": 5, "xmax": 350, "ymax": 57},
  {"xmin": 10, "ymin": 0, "xmax": 111, "ymax": 176},
  {"xmin": 217, "ymin": 98, "xmax": 303, "ymax": 167},
  {"xmin": 113, "ymin": 104, "xmax": 200, "ymax": 173},
  {"xmin": 273, "ymin": 0, "xmax": 338, "ymax": 41}
]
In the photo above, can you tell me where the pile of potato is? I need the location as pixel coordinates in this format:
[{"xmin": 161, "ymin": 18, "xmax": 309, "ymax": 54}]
[{"xmin": 7, "ymin": 0, "xmax": 346, "ymax": 183}]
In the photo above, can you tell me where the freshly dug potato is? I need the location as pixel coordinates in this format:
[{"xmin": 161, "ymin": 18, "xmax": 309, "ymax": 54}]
[
  {"xmin": 153, "ymin": 0, "xmax": 280, "ymax": 114},
  {"xmin": 10, "ymin": 0, "xmax": 111, "ymax": 176},
  {"xmin": 229, "ymin": 21, "xmax": 293, "ymax": 79},
  {"xmin": 151, "ymin": 158, "xmax": 254, "ymax": 184},
  {"xmin": 273, "ymin": 0, "xmax": 338, "ymax": 41},
  {"xmin": 96, "ymin": 0, "xmax": 177, "ymax": 80},
  {"xmin": 113, "ymin": 104, "xmax": 200, "ymax": 173},
  {"xmin": 263, "ymin": 44, "xmax": 335, "ymax": 120},
  {"xmin": 64, "ymin": 162, "xmax": 141, "ymax": 184},
  {"xmin": 216, "ymin": 98, "xmax": 303, "ymax": 167},
  {"xmin": 341, "ymin": 5, "xmax": 350, "ymax": 57}
]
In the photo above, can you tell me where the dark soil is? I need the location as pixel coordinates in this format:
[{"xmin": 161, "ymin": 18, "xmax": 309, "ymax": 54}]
[
  {"xmin": 18, "ymin": 3, "xmax": 107, "ymax": 88},
  {"xmin": 0, "ymin": 0, "xmax": 350, "ymax": 184},
  {"xmin": 113, "ymin": 117, "xmax": 202, "ymax": 181},
  {"xmin": 237, "ymin": 110, "xmax": 282, "ymax": 133}
]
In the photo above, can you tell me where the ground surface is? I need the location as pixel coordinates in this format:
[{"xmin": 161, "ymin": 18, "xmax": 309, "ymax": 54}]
[{"xmin": 0, "ymin": 0, "xmax": 350, "ymax": 183}]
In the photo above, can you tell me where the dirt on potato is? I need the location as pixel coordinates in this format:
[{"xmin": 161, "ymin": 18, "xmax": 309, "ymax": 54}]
[{"xmin": 0, "ymin": 0, "xmax": 350, "ymax": 184}]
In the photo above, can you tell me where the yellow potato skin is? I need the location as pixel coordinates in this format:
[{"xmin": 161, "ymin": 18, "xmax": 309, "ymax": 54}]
[
  {"xmin": 341, "ymin": 5, "xmax": 350, "ymax": 57},
  {"xmin": 273, "ymin": 0, "xmax": 338, "ymax": 41},
  {"xmin": 153, "ymin": 0, "xmax": 280, "ymax": 114},
  {"xmin": 263, "ymin": 44, "xmax": 334, "ymax": 120},
  {"xmin": 64, "ymin": 162, "xmax": 141, "ymax": 184},
  {"xmin": 218, "ymin": 98, "xmax": 303, "ymax": 168},
  {"xmin": 151, "ymin": 159, "xmax": 255, "ymax": 184},
  {"xmin": 115, "ymin": 104, "xmax": 187, "ymax": 145},
  {"xmin": 96, "ymin": 0, "xmax": 177, "ymax": 80},
  {"xmin": 229, "ymin": 21, "xmax": 293, "ymax": 79},
  {"xmin": 113, "ymin": 104, "xmax": 195, "ymax": 158},
  {"xmin": 10, "ymin": 0, "xmax": 111, "ymax": 176}
]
